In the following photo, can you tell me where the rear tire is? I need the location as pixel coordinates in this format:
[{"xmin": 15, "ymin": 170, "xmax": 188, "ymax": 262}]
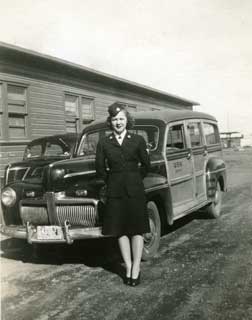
[
  {"xmin": 205, "ymin": 181, "xmax": 222, "ymax": 218},
  {"xmin": 142, "ymin": 201, "xmax": 161, "ymax": 260}
]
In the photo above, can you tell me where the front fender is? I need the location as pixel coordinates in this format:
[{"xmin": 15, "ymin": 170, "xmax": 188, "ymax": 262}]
[{"xmin": 1, "ymin": 181, "xmax": 43, "ymax": 225}]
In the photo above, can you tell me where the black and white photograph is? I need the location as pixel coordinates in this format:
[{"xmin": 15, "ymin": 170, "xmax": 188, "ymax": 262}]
[{"xmin": 0, "ymin": 1, "xmax": 252, "ymax": 319}]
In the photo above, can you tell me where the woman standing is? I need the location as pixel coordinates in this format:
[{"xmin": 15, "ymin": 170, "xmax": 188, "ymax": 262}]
[{"xmin": 95, "ymin": 103, "xmax": 150, "ymax": 286}]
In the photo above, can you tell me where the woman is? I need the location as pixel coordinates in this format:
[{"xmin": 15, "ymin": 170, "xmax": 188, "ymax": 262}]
[{"xmin": 95, "ymin": 103, "xmax": 150, "ymax": 286}]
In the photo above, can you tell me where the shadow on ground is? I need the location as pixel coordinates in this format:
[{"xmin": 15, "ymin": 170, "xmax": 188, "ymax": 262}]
[
  {"xmin": 0, "ymin": 206, "xmax": 218, "ymax": 278},
  {"xmin": 1, "ymin": 236, "xmax": 120, "ymax": 264}
]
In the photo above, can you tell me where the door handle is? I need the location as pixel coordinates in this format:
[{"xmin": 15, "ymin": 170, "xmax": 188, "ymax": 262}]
[
  {"xmin": 203, "ymin": 149, "xmax": 208, "ymax": 156},
  {"xmin": 187, "ymin": 152, "xmax": 191, "ymax": 160}
]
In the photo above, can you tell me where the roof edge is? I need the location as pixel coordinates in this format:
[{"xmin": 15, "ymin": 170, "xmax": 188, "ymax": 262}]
[{"xmin": 0, "ymin": 41, "xmax": 200, "ymax": 106}]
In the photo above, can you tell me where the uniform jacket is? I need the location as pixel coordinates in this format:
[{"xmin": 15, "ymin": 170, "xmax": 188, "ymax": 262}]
[{"xmin": 95, "ymin": 132, "xmax": 150, "ymax": 197}]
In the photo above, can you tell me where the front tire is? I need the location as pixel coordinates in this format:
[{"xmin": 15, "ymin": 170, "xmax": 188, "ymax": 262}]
[
  {"xmin": 205, "ymin": 181, "xmax": 222, "ymax": 218},
  {"xmin": 142, "ymin": 201, "xmax": 161, "ymax": 260}
]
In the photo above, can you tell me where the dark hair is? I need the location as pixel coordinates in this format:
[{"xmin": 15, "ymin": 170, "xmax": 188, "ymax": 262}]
[{"xmin": 106, "ymin": 109, "xmax": 135, "ymax": 130}]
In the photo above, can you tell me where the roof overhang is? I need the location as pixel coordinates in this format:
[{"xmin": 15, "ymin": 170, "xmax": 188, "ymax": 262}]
[{"xmin": 0, "ymin": 41, "xmax": 199, "ymax": 107}]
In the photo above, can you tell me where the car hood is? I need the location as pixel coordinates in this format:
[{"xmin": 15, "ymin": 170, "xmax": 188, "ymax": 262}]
[
  {"xmin": 8, "ymin": 157, "xmax": 70, "ymax": 169},
  {"xmin": 49, "ymin": 156, "xmax": 96, "ymax": 178},
  {"xmin": 45, "ymin": 156, "xmax": 103, "ymax": 196},
  {"xmin": 5, "ymin": 156, "xmax": 73, "ymax": 186}
]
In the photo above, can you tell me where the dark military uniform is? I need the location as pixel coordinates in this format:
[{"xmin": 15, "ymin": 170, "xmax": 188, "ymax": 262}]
[{"xmin": 95, "ymin": 132, "xmax": 150, "ymax": 236}]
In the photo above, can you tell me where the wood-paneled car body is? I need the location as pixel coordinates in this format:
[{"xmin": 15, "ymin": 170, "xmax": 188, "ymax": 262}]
[{"xmin": 0, "ymin": 110, "xmax": 226, "ymax": 259}]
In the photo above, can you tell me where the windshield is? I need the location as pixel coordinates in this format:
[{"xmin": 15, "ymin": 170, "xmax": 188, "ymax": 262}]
[
  {"xmin": 77, "ymin": 125, "xmax": 159, "ymax": 157},
  {"xmin": 24, "ymin": 141, "xmax": 71, "ymax": 159},
  {"xmin": 24, "ymin": 144, "xmax": 43, "ymax": 159}
]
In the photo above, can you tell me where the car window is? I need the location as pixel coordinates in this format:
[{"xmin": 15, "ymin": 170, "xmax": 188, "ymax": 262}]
[
  {"xmin": 78, "ymin": 125, "xmax": 159, "ymax": 156},
  {"xmin": 44, "ymin": 142, "xmax": 66, "ymax": 157},
  {"xmin": 204, "ymin": 122, "xmax": 220, "ymax": 145},
  {"xmin": 166, "ymin": 124, "xmax": 186, "ymax": 152},
  {"xmin": 130, "ymin": 126, "xmax": 159, "ymax": 150},
  {"xmin": 78, "ymin": 129, "xmax": 112, "ymax": 156},
  {"xmin": 188, "ymin": 122, "xmax": 203, "ymax": 147},
  {"xmin": 24, "ymin": 144, "xmax": 42, "ymax": 159}
]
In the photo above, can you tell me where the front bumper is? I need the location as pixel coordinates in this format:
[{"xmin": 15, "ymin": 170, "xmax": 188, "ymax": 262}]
[
  {"xmin": 0, "ymin": 222, "xmax": 107, "ymax": 244},
  {"xmin": 1, "ymin": 191, "xmax": 107, "ymax": 243}
]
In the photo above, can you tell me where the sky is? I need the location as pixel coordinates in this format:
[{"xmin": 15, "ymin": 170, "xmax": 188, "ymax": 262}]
[{"xmin": 1, "ymin": 0, "xmax": 252, "ymax": 144}]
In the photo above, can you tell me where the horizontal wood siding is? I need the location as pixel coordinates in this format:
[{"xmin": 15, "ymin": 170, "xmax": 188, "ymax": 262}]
[
  {"xmin": 0, "ymin": 144, "xmax": 26, "ymax": 180},
  {"xmin": 29, "ymin": 80, "xmax": 66, "ymax": 138}
]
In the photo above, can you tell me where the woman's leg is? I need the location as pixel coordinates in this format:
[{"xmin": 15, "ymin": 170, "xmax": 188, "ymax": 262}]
[
  {"xmin": 131, "ymin": 235, "xmax": 143, "ymax": 279},
  {"xmin": 118, "ymin": 235, "xmax": 132, "ymax": 277}
]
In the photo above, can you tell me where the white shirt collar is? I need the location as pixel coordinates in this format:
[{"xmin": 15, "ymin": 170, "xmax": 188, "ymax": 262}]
[
  {"xmin": 114, "ymin": 130, "xmax": 126, "ymax": 138},
  {"xmin": 114, "ymin": 130, "xmax": 127, "ymax": 144}
]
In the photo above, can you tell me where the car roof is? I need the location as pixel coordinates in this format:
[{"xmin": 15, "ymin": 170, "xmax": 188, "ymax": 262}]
[
  {"xmin": 88, "ymin": 109, "xmax": 216, "ymax": 128},
  {"xmin": 132, "ymin": 109, "xmax": 216, "ymax": 122},
  {"xmin": 27, "ymin": 133, "xmax": 78, "ymax": 146}
]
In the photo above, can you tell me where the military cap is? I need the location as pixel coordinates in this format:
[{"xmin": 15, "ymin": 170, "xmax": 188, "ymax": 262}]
[{"xmin": 107, "ymin": 102, "xmax": 125, "ymax": 117}]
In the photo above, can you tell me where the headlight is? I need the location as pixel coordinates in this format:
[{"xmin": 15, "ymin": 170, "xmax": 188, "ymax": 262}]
[{"xmin": 1, "ymin": 187, "xmax": 17, "ymax": 207}]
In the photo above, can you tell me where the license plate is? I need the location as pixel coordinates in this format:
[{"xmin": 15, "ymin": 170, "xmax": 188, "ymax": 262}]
[{"xmin": 37, "ymin": 226, "xmax": 64, "ymax": 240}]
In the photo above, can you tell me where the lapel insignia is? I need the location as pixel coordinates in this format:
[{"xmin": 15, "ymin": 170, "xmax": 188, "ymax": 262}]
[
  {"xmin": 108, "ymin": 133, "xmax": 120, "ymax": 147},
  {"xmin": 127, "ymin": 134, "xmax": 131, "ymax": 139}
]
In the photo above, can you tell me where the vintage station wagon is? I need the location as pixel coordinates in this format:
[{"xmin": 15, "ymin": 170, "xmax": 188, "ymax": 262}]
[{"xmin": 0, "ymin": 110, "xmax": 227, "ymax": 259}]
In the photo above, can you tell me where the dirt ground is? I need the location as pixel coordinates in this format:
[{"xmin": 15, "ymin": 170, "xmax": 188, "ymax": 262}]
[{"xmin": 1, "ymin": 149, "xmax": 252, "ymax": 320}]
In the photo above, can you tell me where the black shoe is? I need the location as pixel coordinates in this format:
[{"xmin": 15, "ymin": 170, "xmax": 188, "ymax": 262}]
[
  {"xmin": 130, "ymin": 273, "xmax": 141, "ymax": 287},
  {"xmin": 123, "ymin": 276, "xmax": 131, "ymax": 286}
]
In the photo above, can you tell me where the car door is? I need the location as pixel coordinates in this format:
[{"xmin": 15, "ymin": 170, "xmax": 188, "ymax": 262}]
[
  {"xmin": 165, "ymin": 121, "xmax": 195, "ymax": 218},
  {"xmin": 186, "ymin": 120, "xmax": 207, "ymax": 203}
]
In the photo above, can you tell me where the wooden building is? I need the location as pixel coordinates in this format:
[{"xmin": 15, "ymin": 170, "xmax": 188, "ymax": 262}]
[
  {"xmin": 220, "ymin": 132, "xmax": 243, "ymax": 149},
  {"xmin": 0, "ymin": 42, "xmax": 199, "ymax": 184}
]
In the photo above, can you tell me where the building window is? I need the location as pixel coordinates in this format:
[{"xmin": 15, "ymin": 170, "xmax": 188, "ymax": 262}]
[
  {"xmin": 64, "ymin": 93, "xmax": 94, "ymax": 133},
  {"xmin": 0, "ymin": 82, "xmax": 29, "ymax": 140},
  {"xmin": 65, "ymin": 94, "xmax": 79, "ymax": 133},
  {"xmin": 7, "ymin": 84, "xmax": 28, "ymax": 138},
  {"xmin": 81, "ymin": 97, "xmax": 95, "ymax": 122}
]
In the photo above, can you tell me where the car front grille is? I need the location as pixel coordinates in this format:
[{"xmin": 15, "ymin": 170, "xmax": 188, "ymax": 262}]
[
  {"xmin": 20, "ymin": 203, "xmax": 98, "ymax": 227},
  {"xmin": 21, "ymin": 206, "xmax": 49, "ymax": 225},
  {"xmin": 56, "ymin": 205, "xmax": 97, "ymax": 227},
  {"xmin": 6, "ymin": 167, "xmax": 29, "ymax": 184}
]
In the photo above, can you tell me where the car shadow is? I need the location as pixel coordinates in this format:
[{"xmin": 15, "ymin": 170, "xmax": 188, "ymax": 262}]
[
  {"xmin": 0, "ymin": 209, "xmax": 212, "ymax": 280},
  {"xmin": 161, "ymin": 208, "xmax": 212, "ymax": 236},
  {"xmin": 0, "ymin": 237, "xmax": 125, "ymax": 278}
]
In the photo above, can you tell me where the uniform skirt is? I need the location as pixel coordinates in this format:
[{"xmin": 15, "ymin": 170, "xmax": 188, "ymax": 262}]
[{"xmin": 102, "ymin": 194, "xmax": 150, "ymax": 237}]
